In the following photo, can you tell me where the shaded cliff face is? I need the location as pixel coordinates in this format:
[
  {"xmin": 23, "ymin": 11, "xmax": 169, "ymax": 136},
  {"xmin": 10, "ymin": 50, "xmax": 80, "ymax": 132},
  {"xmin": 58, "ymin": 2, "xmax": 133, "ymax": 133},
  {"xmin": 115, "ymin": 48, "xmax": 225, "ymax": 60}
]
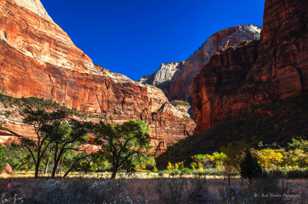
[
  {"xmin": 141, "ymin": 26, "xmax": 260, "ymax": 101},
  {"xmin": 169, "ymin": 25, "xmax": 261, "ymax": 101},
  {"xmin": 0, "ymin": 0, "xmax": 195, "ymax": 153},
  {"xmin": 192, "ymin": 0, "xmax": 308, "ymax": 133}
]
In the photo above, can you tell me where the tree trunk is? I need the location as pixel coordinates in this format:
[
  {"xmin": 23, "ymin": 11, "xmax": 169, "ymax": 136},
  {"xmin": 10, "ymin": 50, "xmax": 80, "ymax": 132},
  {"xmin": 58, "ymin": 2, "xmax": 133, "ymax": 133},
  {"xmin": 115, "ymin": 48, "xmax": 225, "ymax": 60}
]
[
  {"xmin": 228, "ymin": 174, "xmax": 231, "ymax": 186},
  {"xmin": 111, "ymin": 164, "xmax": 118, "ymax": 179},
  {"xmin": 51, "ymin": 161, "xmax": 58, "ymax": 178},
  {"xmin": 111, "ymin": 170, "xmax": 117, "ymax": 179},
  {"xmin": 44, "ymin": 158, "xmax": 50, "ymax": 176},
  {"xmin": 51, "ymin": 156, "xmax": 61, "ymax": 178},
  {"xmin": 63, "ymin": 167, "xmax": 73, "ymax": 178},
  {"xmin": 34, "ymin": 159, "xmax": 40, "ymax": 178},
  {"xmin": 63, "ymin": 160, "xmax": 78, "ymax": 178}
]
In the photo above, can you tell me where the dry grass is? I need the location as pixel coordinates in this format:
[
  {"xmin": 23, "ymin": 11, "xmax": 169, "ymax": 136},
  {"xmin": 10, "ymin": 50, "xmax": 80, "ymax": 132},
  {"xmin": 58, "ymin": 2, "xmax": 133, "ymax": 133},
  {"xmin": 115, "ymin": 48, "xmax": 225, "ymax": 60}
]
[{"xmin": 0, "ymin": 178, "xmax": 307, "ymax": 204}]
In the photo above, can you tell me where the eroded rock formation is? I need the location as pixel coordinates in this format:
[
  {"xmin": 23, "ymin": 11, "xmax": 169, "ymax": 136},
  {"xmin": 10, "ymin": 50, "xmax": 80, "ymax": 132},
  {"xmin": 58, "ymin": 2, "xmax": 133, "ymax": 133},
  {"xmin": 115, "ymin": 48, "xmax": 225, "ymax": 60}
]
[
  {"xmin": 0, "ymin": 0, "xmax": 195, "ymax": 153},
  {"xmin": 192, "ymin": 0, "xmax": 308, "ymax": 133}
]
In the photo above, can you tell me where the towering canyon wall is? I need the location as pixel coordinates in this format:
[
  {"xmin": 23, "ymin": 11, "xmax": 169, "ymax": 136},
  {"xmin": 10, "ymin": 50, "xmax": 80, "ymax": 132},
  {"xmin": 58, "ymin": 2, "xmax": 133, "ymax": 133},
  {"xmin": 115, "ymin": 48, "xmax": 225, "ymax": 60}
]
[
  {"xmin": 142, "ymin": 25, "xmax": 261, "ymax": 101},
  {"xmin": 169, "ymin": 25, "xmax": 261, "ymax": 101},
  {"xmin": 0, "ymin": 0, "xmax": 195, "ymax": 153},
  {"xmin": 192, "ymin": 0, "xmax": 308, "ymax": 133}
]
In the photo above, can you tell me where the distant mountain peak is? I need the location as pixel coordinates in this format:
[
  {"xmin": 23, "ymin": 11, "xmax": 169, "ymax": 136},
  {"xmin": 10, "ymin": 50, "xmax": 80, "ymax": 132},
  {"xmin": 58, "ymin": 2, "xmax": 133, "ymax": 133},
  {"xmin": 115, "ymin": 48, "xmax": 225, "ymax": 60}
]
[{"xmin": 140, "ymin": 62, "xmax": 182, "ymax": 86}]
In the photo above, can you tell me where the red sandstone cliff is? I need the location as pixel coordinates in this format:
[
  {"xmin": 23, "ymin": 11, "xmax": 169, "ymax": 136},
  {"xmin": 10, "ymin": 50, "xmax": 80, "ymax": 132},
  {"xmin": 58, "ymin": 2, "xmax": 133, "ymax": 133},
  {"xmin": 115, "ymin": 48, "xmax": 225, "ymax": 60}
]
[
  {"xmin": 141, "ymin": 26, "xmax": 261, "ymax": 101},
  {"xmin": 169, "ymin": 25, "xmax": 261, "ymax": 101},
  {"xmin": 0, "ymin": 0, "xmax": 195, "ymax": 153},
  {"xmin": 192, "ymin": 0, "xmax": 308, "ymax": 133}
]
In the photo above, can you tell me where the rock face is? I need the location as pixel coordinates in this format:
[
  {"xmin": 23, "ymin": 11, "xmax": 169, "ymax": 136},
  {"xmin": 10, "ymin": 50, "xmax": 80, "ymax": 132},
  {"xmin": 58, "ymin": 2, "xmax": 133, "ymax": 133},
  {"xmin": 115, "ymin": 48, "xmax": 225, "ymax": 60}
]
[
  {"xmin": 0, "ymin": 0, "xmax": 98, "ymax": 74},
  {"xmin": 142, "ymin": 26, "xmax": 261, "ymax": 101},
  {"xmin": 0, "ymin": 0, "xmax": 195, "ymax": 154},
  {"xmin": 141, "ymin": 62, "xmax": 181, "ymax": 86},
  {"xmin": 192, "ymin": 0, "xmax": 308, "ymax": 133},
  {"xmin": 140, "ymin": 62, "xmax": 182, "ymax": 95},
  {"xmin": 169, "ymin": 25, "xmax": 261, "ymax": 101},
  {"xmin": 12, "ymin": 0, "xmax": 53, "ymax": 21}
]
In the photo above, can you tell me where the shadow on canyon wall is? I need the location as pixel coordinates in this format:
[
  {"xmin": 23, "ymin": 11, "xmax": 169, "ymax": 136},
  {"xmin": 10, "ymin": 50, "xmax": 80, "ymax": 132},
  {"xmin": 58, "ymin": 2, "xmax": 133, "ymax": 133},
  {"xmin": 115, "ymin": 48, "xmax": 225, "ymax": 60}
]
[{"xmin": 157, "ymin": 94, "xmax": 308, "ymax": 168}]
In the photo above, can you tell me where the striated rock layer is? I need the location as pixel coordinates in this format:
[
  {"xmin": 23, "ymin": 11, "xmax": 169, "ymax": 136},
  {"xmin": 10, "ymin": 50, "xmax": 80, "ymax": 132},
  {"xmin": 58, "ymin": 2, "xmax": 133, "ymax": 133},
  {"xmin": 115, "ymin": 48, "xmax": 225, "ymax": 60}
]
[
  {"xmin": 0, "ymin": 0, "xmax": 195, "ymax": 154},
  {"xmin": 0, "ymin": 0, "xmax": 98, "ymax": 73},
  {"xmin": 192, "ymin": 0, "xmax": 308, "ymax": 133}
]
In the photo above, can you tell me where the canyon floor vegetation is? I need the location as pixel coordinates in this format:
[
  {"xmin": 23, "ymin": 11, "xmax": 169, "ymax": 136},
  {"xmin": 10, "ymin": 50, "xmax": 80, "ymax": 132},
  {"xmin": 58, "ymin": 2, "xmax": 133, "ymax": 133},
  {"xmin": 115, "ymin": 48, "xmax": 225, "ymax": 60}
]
[
  {"xmin": 0, "ymin": 96, "xmax": 307, "ymax": 204},
  {"xmin": 0, "ymin": 95, "xmax": 307, "ymax": 180}
]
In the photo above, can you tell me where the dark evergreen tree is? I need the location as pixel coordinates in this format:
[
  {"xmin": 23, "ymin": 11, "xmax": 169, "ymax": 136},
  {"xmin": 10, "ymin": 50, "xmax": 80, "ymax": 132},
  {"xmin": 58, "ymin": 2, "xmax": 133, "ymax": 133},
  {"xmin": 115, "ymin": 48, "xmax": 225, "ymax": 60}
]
[{"xmin": 240, "ymin": 150, "xmax": 263, "ymax": 181}]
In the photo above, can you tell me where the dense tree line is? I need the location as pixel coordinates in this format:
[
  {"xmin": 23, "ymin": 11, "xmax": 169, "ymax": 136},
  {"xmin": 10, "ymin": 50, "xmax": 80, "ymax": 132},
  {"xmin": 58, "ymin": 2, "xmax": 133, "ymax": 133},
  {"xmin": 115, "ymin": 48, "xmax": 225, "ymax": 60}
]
[
  {"xmin": 0, "ymin": 102, "xmax": 151, "ymax": 179},
  {"xmin": 0, "ymin": 98, "xmax": 307, "ymax": 180}
]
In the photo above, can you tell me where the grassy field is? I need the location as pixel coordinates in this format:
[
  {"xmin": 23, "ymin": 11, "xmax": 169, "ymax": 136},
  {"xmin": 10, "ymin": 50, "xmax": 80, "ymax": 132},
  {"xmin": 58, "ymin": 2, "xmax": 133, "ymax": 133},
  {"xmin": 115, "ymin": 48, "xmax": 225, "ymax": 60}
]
[{"xmin": 0, "ymin": 178, "xmax": 307, "ymax": 204}]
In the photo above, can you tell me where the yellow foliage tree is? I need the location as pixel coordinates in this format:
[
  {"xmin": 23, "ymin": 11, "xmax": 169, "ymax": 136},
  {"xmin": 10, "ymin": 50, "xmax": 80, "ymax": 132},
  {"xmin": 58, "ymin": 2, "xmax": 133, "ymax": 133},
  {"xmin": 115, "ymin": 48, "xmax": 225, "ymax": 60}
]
[
  {"xmin": 255, "ymin": 148, "xmax": 285, "ymax": 171},
  {"xmin": 167, "ymin": 162, "xmax": 184, "ymax": 171},
  {"xmin": 285, "ymin": 149, "xmax": 308, "ymax": 168}
]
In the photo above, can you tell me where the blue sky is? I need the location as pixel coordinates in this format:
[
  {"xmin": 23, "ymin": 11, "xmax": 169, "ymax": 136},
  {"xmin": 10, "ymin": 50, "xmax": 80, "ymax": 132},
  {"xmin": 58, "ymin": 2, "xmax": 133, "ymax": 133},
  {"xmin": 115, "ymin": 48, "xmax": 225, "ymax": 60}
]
[{"xmin": 42, "ymin": 0, "xmax": 265, "ymax": 80}]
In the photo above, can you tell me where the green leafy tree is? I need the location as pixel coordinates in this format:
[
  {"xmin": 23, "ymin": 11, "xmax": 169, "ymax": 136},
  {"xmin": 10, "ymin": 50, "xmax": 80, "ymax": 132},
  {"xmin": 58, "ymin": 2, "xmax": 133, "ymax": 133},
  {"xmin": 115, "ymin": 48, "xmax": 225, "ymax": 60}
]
[
  {"xmin": 0, "ymin": 145, "xmax": 6, "ymax": 170},
  {"xmin": 88, "ymin": 153, "xmax": 112, "ymax": 172},
  {"xmin": 167, "ymin": 162, "xmax": 184, "ymax": 171},
  {"xmin": 205, "ymin": 152, "xmax": 227, "ymax": 171},
  {"xmin": 0, "ymin": 145, "xmax": 28, "ymax": 172},
  {"xmin": 74, "ymin": 153, "xmax": 111, "ymax": 173},
  {"xmin": 94, "ymin": 120, "xmax": 150, "ymax": 179},
  {"xmin": 1, "ymin": 107, "xmax": 93, "ymax": 178},
  {"xmin": 240, "ymin": 150, "xmax": 263, "ymax": 181},
  {"xmin": 134, "ymin": 155, "xmax": 156, "ymax": 171},
  {"xmin": 288, "ymin": 137, "xmax": 308, "ymax": 152},
  {"xmin": 191, "ymin": 154, "xmax": 206, "ymax": 171},
  {"xmin": 44, "ymin": 120, "xmax": 90, "ymax": 178},
  {"xmin": 285, "ymin": 137, "xmax": 308, "ymax": 168},
  {"xmin": 20, "ymin": 106, "xmax": 67, "ymax": 178},
  {"xmin": 61, "ymin": 150, "xmax": 89, "ymax": 178},
  {"xmin": 3, "ymin": 144, "xmax": 33, "ymax": 171},
  {"xmin": 191, "ymin": 152, "xmax": 227, "ymax": 173}
]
